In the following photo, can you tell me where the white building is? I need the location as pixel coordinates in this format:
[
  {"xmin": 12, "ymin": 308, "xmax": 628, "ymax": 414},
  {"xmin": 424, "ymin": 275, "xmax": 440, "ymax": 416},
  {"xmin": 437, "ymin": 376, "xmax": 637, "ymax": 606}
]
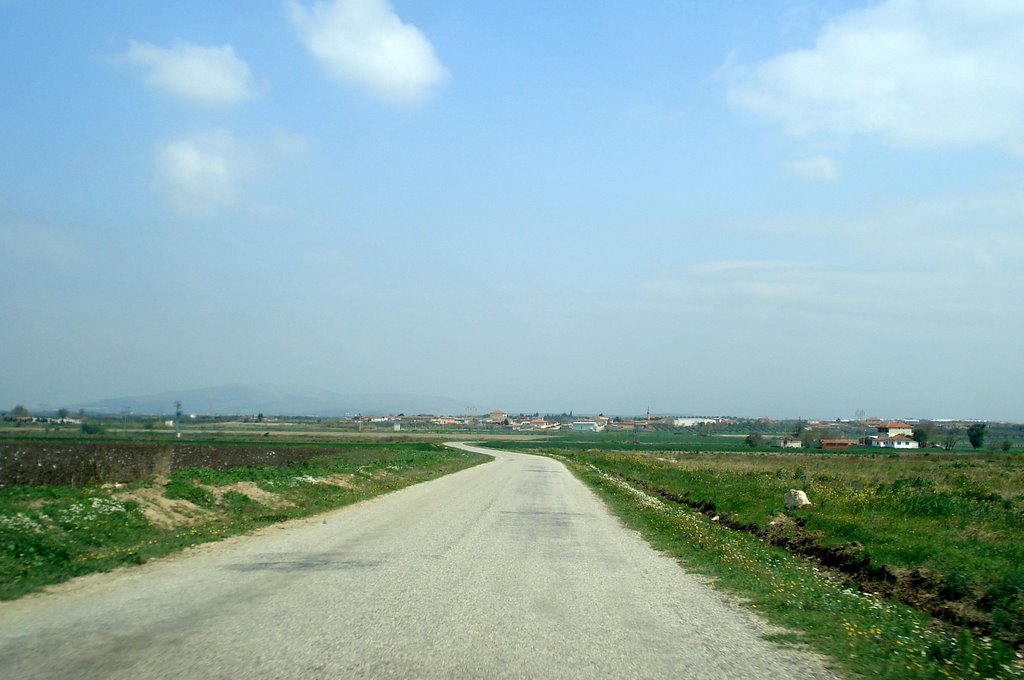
[
  {"xmin": 869, "ymin": 435, "xmax": 919, "ymax": 449},
  {"xmin": 674, "ymin": 417, "xmax": 717, "ymax": 427}
]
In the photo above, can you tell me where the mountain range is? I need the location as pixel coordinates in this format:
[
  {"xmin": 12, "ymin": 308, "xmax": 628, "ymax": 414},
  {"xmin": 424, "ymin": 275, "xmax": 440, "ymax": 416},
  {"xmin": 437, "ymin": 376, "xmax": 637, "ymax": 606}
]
[{"xmin": 75, "ymin": 384, "xmax": 474, "ymax": 417}]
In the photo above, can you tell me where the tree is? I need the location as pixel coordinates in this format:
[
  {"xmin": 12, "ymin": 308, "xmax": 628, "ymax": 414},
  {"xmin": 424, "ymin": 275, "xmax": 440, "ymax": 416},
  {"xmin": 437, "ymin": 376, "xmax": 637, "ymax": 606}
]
[
  {"xmin": 81, "ymin": 421, "xmax": 105, "ymax": 435},
  {"xmin": 942, "ymin": 429, "xmax": 962, "ymax": 451},
  {"xmin": 1001, "ymin": 439, "xmax": 1014, "ymax": 452},
  {"xmin": 912, "ymin": 423, "xmax": 934, "ymax": 447},
  {"xmin": 11, "ymin": 405, "xmax": 29, "ymax": 418},
  {"xmin": 744, "ymin": 432, "xmax": 764, "ymax": 448},
  {"xmin": 967, "ymin": 423, "xmax": 987, "ymax": 450},
  {"xmin": 57, "ymin": 408, "xmax": 69, "ymax": 420}
]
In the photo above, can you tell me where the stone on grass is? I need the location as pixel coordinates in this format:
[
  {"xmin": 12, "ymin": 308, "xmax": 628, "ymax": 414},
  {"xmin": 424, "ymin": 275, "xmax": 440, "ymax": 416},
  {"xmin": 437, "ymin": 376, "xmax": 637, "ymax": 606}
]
[{"xmin": 784, "ymin": 489, "xmax": 812, "ymax": 509}]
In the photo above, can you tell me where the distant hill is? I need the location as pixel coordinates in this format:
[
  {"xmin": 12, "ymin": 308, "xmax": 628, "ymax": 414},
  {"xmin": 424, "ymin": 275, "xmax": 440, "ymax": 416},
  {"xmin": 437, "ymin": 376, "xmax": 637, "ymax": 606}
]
[{"xmin": 75, "ymin": 384, "xmax": 473, "ymax": 417}]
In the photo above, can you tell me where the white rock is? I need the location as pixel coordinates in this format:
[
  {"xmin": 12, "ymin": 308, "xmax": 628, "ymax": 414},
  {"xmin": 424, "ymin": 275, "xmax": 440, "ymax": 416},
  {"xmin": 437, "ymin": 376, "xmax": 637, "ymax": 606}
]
[{"xmin": 784, "ymin": 489, "xmax": 812, "ymax": 509}]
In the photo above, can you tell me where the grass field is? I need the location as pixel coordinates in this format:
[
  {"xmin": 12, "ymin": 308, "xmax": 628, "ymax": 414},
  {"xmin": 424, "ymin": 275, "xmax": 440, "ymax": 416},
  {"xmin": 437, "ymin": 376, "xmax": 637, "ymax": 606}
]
[
  {"xmin": 489, "ymin": 436, "xmax": 1024, "ymax": 679},
  {"xmin": 4, "ymin": 420, "xmax": 1022, "ymax": 677},
  {"xmin": 0, "ymin": 440, "xmax": 489, "ymax": 599}
]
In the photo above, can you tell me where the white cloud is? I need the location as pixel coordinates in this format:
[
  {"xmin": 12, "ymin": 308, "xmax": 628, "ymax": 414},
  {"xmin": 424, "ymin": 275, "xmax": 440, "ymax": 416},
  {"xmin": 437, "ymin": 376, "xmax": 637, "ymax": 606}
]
[
  {"xmin": 728, "ymin": 0, "xmax": 1024, "ymax": 152},
  {"xmin": 153, "ymin": 131, "xmax": 250, "ymax": 215},
  {"xmin": 124, "ymin": 40, "xmax": 260, "ymax": 105},
  {"xmin": 639, "ymin": 261, "xmax": 822, "ymax": 311},
  {"xmin": 784, "ymin": 154, "xmax": 839, "ymax": 181},
  {"xmin": 688, "ymin": 260, "xmax": 794, "ymax": 276},
  {"xmin": 746, "ymin": 187, "xmax": 1024, "ymax": 269},
  {"xmin": 151, "ymin": 128, "xmax": 311, "ymax": 216},
  {"xmin": 630, "ymin": 183, "xmax": 1024, "ymax": 340},
  {"xmin": 288, "ymin": 0, "xmax": 449, "ymax": 103},
  {"xmin": 636, "ymin": 258, "xmax": 1016, "ymax": 331}
]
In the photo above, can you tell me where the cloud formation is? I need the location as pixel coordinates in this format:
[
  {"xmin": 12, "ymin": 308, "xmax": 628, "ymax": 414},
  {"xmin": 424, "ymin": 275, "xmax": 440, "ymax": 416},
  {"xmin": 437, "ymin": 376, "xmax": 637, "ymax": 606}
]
[
  {"xmin": 124, "ymin": 40, "xmax": 260, "ymax": 105},
  {"xmin": 728, "ymin": 0, "xmax": 1024, "ymax": 152},
  {"xmin": 152, "ymin": 131, "xmax": 248, "ymax": 215},
  {"xmin": 746, "ymin": 187, "xmax": 1024, "ymax": 271},
  {"xmin": 288, "ymin": 0, "xmax": 449, "ymax": 103},
  {"xmin": 784, "ymin": 155, "xmax": 839, "ymax": 181}
]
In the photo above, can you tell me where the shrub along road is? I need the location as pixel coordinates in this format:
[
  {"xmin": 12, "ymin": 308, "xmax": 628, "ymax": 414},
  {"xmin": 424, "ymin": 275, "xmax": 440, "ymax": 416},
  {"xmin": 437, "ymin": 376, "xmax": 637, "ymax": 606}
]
[{"xmin": 0, "ymin": 443, "xmax": 838, "ymax": 679}]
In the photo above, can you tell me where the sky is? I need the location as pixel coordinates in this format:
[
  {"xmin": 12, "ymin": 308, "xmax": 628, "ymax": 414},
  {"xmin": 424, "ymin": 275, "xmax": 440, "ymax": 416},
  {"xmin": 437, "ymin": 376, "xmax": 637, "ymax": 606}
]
[{"xmin": 2, "ymin": 0, "xmax": 1023, "ymax": 421}]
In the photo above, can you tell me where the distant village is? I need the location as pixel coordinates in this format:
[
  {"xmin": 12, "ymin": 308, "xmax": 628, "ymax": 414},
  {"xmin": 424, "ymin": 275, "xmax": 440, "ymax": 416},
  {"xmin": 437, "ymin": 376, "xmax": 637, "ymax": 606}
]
[
  {"xmin": 323, "ymin": 410, "xmax": 724, "ymax": 433},
  {"xmin": 3, "ymin": 405, "xmax": 1015, "ymax": 451},
  {"xmin": 293, "ymin": 411, "xmax": 1003, "ymax": 450},
  {"xmin": 773, "ymin": 419, "xmax": 919, "ymax": 450}
]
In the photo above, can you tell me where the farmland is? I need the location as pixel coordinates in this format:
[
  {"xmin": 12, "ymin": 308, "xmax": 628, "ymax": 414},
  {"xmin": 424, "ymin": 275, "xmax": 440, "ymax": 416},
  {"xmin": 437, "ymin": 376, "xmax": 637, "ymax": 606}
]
[
  {"xmin": 491, "ymin": 434, "xmax": 1024, "ymax": 679},
  {"xmin": 4, "ymin": 418, "xmax": 1023, "ymax": 678},
  {"xmin": 0, "ymin": 437, "xmax": 489, "ymax": 599}
]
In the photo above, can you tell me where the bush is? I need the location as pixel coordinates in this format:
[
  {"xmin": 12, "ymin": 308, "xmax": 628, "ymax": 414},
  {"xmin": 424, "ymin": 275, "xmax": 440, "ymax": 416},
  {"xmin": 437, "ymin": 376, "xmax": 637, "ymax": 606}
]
[{"xmin": 80, "ymin": 422, "xmax": 105, "ymax": 435}]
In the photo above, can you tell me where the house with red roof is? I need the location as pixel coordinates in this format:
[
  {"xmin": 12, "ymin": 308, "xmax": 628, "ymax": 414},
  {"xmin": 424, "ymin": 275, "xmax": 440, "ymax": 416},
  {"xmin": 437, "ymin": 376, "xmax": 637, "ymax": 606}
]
[{"xmin": 876, "ymin": 421, "xmax": 913, "ymax": 437}]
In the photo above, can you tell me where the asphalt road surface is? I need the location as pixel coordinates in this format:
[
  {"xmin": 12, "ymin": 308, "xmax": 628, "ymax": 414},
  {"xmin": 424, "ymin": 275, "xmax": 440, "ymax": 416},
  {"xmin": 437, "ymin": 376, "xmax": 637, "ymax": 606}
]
[{"xmin": 0, "ymin": 443, "xmax": 840, "ymax": 679}]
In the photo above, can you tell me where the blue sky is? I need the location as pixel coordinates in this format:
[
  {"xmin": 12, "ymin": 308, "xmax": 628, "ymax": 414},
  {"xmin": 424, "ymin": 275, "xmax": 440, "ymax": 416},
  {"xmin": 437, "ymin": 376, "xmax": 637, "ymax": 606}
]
[{"xmin": 3, "ymin": 0, "xmax": 1023, "ymax": 420}]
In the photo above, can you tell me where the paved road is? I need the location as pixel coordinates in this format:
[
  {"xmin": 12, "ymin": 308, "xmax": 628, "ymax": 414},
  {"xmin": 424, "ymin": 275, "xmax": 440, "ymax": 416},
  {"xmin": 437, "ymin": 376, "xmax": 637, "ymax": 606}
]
[{"xmin": 0, "ymin": 443, "xmax": 839, "ymax": 679}]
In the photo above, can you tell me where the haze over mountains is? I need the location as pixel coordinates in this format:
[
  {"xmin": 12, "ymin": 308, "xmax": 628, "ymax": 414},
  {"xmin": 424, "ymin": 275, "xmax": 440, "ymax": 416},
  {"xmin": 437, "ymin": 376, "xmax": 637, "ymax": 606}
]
[{"xmin": 76, "ymin": 384, "xmax": 473, "ymax": 417}]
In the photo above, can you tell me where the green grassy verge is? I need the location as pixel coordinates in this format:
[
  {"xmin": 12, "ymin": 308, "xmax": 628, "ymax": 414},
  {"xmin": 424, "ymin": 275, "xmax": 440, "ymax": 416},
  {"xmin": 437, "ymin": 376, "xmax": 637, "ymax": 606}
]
[
  {"xmin": 0, "ymin": 442, "xmax": 489, "ymax": 599},
  {"xmin": 537, "ymin": 448, "xmax": 1023, "ymax": 680}
]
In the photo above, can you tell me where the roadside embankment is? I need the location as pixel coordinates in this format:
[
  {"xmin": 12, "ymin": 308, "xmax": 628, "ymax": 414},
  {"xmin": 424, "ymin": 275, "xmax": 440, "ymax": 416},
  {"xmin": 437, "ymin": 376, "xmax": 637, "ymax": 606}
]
[{"xmin": 0, "ymin": 441, "xmax": 489, "ymax": 599}]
